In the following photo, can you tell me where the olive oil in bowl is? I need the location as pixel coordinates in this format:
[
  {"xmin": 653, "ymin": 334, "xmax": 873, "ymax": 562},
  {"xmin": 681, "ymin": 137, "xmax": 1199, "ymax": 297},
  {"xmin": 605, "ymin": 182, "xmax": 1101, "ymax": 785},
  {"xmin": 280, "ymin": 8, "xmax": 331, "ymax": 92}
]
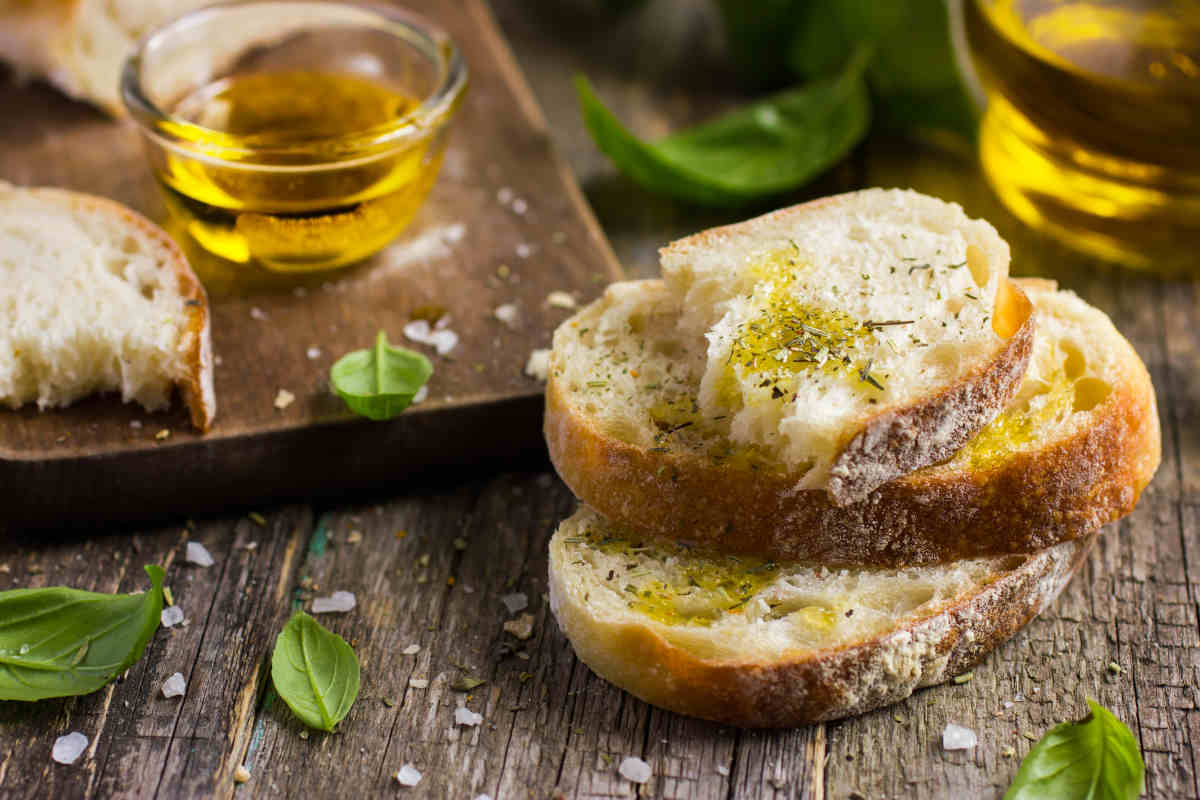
[
  {"xmin": 966, "ymin": 0, "xmax": 1200, "ymax": 273},
  {"xmin": 159, "ymin": 71, "xmax": 442, "ymax": 272}
]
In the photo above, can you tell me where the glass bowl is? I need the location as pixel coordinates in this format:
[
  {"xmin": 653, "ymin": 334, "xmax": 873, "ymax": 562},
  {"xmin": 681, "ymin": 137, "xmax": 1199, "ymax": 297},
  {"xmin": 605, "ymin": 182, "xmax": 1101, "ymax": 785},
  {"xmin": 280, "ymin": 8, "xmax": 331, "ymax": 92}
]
[{"xmin": 121, "ymin": 1, "xmax": 467, "ymax": 273}]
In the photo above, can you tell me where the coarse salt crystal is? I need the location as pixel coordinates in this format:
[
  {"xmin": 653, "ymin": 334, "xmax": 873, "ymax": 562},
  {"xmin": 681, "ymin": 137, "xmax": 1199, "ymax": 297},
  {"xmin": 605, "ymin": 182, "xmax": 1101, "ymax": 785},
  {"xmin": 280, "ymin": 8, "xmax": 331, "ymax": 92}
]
[
  {"xmin": 525, "ymin": 349, "xmax": 551, "ymax": 382},
  {"xmin": 161, "ymin": 606, "xmax": 184, "ymax": 627},
  {"xmin": 546, "ymin": 291, "xmax": 576, "ymax": 310},
  {"xmin": 716, "ymin": 765, "xmax": 730, "ymax": 776},
  {"xmin": 494, "ymin": 303, "xmax": 520, "ymax": 328},
  {"xmin": 618, "ymin": 756, "xmax": 652, "ymax": 784},
  {"xmin": 428, "ymin": 329, "xmax": 458, "ymax": 356},
  {"xmin": 52, "ymin": 732, "xmax": 88, "ymax": 765},
  {"xmin": 162, "ymin": 672, "xmax": 187, "ymax": 698},
  {"xmin": 186, "ymin": 542, "xmax": 215, "ymax": 567},
  {"xmin": 404, "ymin": 319, "xmax": 433, "ymax": 342},
  {"xmin": 475, "ymin": 795, "xmax": 493, "ymax": 800},
  {"xmin": 306, "ymin": 347, "xmax": 321, "ymax": 360},
  {"xmin": 250, "ymin": 307, "xmax": 268, "ymax": 321},
  {"xmin": 409, "ymin": 678, "xmax": 429, "ymax": 689},
  {"xmin": 395, "ymin": 764, "xmax": 422, "ymax": 787},
  {"xmin": 129, "ymin": 420, "xmax": 143, "ymax": 429},
  {"xmin": 497, "ymin": 187, "xmax": 514, "ymax": 205},
  {"xmin": 511, "ymin": 198, "xmax": 527, "ymax": 215},
  {"xmin": 942, "ymin": 723, "xmax": 978, "ymax": 750},
  {"xmin": 515, "ymin": 243, "xmax": 532, "ymax": 259},
  {"xmin": 455, "ymin": 707, "xmax": 483, "ymax": 727},
  {"xmin": 402, "ymin": 644, "xmax": 421, "ymax": 655},
  {"xmin": 501, "ymin": 593, "xmax": 528, "ymax": 614},
  {"xmin": 1003, "ymin": 701, "xmax": 1014, "ymax": 709},
  {"xmin": 274, "ymin": 389, "xmax": 295, "ymax": 410},
  {"xmin": 412, "ymin": 386, "xmax": 428, "ymax": 404},
  {"xmin": 312, "ymin": 591, "xmax": 356, "ymax": 614}
]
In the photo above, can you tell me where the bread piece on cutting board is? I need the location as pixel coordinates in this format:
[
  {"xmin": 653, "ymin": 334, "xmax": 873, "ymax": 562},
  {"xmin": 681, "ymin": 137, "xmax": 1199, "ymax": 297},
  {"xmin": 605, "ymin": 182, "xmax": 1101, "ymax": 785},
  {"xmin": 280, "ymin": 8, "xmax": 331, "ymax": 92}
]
[
  {"xmin": 548, "ymin": 504, "xmax": 1094, "ymax": 727},
  {"xmin": 0, "ymin": 182, "xmax": 215, "ymax": 430},
  {"xmin": 0, "ymin": 0, "xmax": 215, "ymax": 115},
  {"xmin": 545, "ymin": 277, "xmax": 1157, "ymax": 566}
]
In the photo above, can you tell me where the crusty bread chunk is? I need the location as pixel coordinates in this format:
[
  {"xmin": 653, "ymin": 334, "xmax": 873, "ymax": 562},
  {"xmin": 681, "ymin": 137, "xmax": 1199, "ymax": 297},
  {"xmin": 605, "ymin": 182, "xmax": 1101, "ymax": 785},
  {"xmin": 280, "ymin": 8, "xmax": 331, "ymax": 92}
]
[
  {"xmin": 0, "ymin": 0, "xmax": 215, "ymax": 115},
  {"xmin": 545, "ymin": 278, "xmax": 1157, "ymax": 565},
  {"xmin": 0, "ymin": 182, "xmax": 215, "ymax": 430},
  {"xmin": 657, "ymin": 189, "xmax": 1034, "ymax": 503},
  {"xmin": 549, "ymin": 505, "xmax": 1093, "ymax": 727}
]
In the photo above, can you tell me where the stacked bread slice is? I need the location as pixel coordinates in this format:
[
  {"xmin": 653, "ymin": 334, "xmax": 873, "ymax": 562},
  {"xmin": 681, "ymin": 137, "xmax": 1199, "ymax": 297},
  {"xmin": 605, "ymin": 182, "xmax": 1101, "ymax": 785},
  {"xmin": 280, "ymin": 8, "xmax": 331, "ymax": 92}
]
[{"xmin": 543, "ymin": 189, "xmax": 1159, "ymax": 726}]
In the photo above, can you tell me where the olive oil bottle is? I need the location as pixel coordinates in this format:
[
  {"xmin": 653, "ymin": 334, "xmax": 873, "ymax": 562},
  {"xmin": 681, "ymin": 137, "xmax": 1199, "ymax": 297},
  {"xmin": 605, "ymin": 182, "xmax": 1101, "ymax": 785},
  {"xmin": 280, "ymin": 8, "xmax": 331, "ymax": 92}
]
[
  {"xmin": 966, "ymin": 1, "xmax": 1200, "ymax": 272},
  {"xmin": 156, "ymin": 71, "xmax": 444, "ymax": 272}
]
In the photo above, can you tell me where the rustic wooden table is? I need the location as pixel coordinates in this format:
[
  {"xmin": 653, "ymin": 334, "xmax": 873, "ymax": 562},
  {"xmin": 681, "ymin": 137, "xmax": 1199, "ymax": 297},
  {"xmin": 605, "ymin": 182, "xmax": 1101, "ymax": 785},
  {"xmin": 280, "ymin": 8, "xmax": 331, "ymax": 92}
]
[{"xmin": 2, "ymin": 2, "xmax": 1198, "ymax": 798}]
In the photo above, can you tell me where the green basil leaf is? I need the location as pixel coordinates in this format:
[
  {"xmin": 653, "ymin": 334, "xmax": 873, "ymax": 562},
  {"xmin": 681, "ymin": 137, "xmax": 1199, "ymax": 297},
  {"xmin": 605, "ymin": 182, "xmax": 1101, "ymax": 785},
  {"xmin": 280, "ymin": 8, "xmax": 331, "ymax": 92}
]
[
  {"xmin": 0, "ymin": 565, "xmax": 165, "ymax": 701},
  {"xmin": 1004, "ymin": 699, "xmax": 1145, "ymax": 800},
  {"xmin": 330, "ymin": 330, "xmax": 433, "ymax": 421},
  {"xmin": 270, "ymin": 610, "xmax": 360, "ymax": 732},
  {"xmin": 576, "ymin": 50, "xmax": 871, "ymax": 207}
]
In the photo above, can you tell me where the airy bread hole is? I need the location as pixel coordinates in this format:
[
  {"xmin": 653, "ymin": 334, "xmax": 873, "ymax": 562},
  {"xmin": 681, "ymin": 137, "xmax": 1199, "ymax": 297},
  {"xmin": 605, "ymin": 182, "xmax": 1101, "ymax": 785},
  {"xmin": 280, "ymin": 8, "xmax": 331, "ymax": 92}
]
[
  {"xmin": 1072, "ymin": 377, "xmax": 1111, "ymax": 412},
  {"xmin": 966, "ymin": 244, "xmax": 990, "ymax": 287},
  {"xmin": 139, "ymin": 281, "xmax": 158, "ymax": 300},
  {"xmin": 1060, "ymin": 341, "xmax": 1087, "ymax": 380},
  {"xmin": 992, "ymin": 280, "xmax": 1032, "ymax": 339},
  {"xmin": 627, "ymin": 313, "xmax": 647, "ymax": 335}
]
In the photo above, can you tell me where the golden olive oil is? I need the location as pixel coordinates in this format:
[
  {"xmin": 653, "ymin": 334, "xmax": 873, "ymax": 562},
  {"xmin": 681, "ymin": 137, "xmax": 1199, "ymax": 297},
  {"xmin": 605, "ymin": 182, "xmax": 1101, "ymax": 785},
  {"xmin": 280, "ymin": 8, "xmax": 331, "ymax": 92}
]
[
  {"xmin": 157, "ymin": 71, "xmax": 445, "ymax": 272},
  {"xmin": 966, "ymin": 1, "xmax": 1200, "ymax": 272}
]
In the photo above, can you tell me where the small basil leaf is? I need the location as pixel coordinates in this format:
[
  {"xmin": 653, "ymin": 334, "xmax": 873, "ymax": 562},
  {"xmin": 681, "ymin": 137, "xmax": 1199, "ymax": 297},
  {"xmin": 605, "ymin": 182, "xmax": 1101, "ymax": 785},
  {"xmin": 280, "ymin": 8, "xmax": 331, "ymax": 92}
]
[
  {"xmin": 330, "ymin": 330, "xmax": 433, "ymax": 421},
  {"xmin": 1004, "ymin": 699, "xmax": 1145, "ymax": 800},
  {"xmin": 576, "ymin": 50, "xmax": 871, "ymax": 207},
  {"xmin": 0, "ymin": 565, "xmax": 165, "ymax": 701},
  {"xmin": 270, "ymin": 610, "xmax": 360, "ymax": 732}
]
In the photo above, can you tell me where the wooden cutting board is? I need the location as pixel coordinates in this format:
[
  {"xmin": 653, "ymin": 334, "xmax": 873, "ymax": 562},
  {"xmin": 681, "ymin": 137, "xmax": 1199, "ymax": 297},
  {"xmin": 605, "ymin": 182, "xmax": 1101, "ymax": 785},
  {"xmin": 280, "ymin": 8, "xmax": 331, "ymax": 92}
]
[{"xmin": 0, "ymin": 0, "xmax": 622, "ymax": 526}]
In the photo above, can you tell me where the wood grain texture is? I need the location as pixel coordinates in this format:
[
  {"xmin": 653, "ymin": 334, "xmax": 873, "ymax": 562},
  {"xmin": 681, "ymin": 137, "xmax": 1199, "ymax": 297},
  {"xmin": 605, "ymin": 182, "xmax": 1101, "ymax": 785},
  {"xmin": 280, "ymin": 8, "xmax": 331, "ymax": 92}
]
[
  {"xmin": 0, "ymin": 0, "xmax": 1196, "ymax": 798},
  {"xmin": 0, "ymin": 0, "xmax": 623, "ymax": 526}
]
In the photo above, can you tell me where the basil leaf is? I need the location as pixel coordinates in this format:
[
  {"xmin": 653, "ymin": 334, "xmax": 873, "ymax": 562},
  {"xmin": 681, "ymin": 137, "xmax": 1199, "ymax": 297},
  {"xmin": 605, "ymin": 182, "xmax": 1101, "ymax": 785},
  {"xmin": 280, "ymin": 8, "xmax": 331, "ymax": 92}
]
[
  {"xmin": 0, "ymin": 565, "xmax": 165, "ymax": 701},
  {"xmin": 330, "ymin": 330, "xmax": 433, "ymax": 421},
  {"xmin": 270, "ymin": 610, "xmax": 360, "ymax": 732},
  {"xmin": 1005, "ymin": 699, "xmax": 1145, "ymax": 800},
  {"xmin": 576, "ymin": 50, "xmax": 871, "ymax": 207}
]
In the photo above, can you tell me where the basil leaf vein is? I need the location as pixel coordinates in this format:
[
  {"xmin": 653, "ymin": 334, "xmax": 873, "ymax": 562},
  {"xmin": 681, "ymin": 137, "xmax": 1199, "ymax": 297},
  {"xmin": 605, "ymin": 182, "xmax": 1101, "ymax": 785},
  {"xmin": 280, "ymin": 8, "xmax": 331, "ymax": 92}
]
[
  {"xmin": 575, "ymin": 48, "xmax": 871, "ymax": 207},
  {"xmin": 1004, "ymin": 699, "xmax": 1145, "ymax": 800},
  {"xmin": 330, "ymin": 330, "xmax": 433, "ymax": 421},
  {"xmin": 0, "ymin": 565, "xmax": 165, "ymax": 701},
  {"xmin": 270, "ymin": 611, "xmax": 360, "ymax": 732}
]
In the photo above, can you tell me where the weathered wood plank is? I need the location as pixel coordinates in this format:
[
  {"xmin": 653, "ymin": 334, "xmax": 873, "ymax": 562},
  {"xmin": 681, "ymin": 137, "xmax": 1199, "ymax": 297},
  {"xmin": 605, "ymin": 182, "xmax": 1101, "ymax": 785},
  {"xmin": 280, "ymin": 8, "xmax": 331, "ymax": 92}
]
[{"xmin": 0, "ymin": 510, "xmax": 310, "ymax": 799}]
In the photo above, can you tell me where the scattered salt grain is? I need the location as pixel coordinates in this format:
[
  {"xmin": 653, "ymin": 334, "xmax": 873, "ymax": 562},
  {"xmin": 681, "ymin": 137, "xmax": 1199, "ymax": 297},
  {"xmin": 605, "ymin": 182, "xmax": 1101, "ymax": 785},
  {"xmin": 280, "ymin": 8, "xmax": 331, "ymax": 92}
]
[
  {"xmin": 942, "ymin": 723, "xmax": 978, "ymax": 751},
  {"xmin": 501, "ymin": 593, "xmax": 528, "ymax": 614},
  {"xmin": 250, "ymin": 307, "xmax": 268, "ymax": 321},
  {"xmin": 161, "ymin": 606, "xmax": 185, "ymax": 628},
  {"xmin": 494, "ymin": 303, "xmax": 520, "ymax": 328},
  {"xmin": 412, "ymin": 386, "xmax": 428, "ymax": 404},
  {"xmin": 52, "ymin": 732, "xmax": 88, "ymax": 765},
  {"xmin": 524, "ymin": 349, "xmax": 551, "ymax": 382},
  {"xmin": 404, "ymin": 320, "xmax": 459, "ymax": 356},
  {"xmin": 618, "ymin": 756, "xmax": 652, "ymax": 784},
  {"xmin": 716, "ymin": 765, "xmax": 730, "ymax": 776},
  {"xmin": 403, "ymin": 644, "xmax": 421, "ymax": 655},
  {"xmin": 186, "ymin": 542, "xmax": 215, "ymax": 567},
  {"xmin": 409, "ymin": 678, "xmax": 429, "ymax": 689},
  {"xmin": 475, "ymin": 795, "xmax": 493, "ymax": 800},
  {"xmin": 162, "ymin": 672, "xmax": 187, "ymax": 698},
  {"xmin": 503, "ymin": 613, "xmax": 535, "ymax": 640},
  {"xmin": 546, "ymin": 291, "xmax": 576, "ymax": 310},
  {"xmin": 511, "ymin": 198, "xmax": 527, "ymax": 215},
  {"xmin": 428, "ymin": 329, "xmax": 458, "ymax": 356},
  {"xmin": 515, "ymin": 243, "xmax": 533, "ymax": 259},
  {"xmin": 274, "ymin": 389, "xmax": 295, "ymax": 410},
  {"xmin": 395, "ymin": 764, "xmax": 422, "ymax": 787},
  {"xmin": 455, "ymin": 707, "xmax": 483, "ymax": 727},
  {"xmin": 129, "ymin": 420, "xmax": 143, "ymax": 429},
  {"xmin": 462, "ymin": 585, "xmax": 474, "ymax": 594},
  {"xmin": 306, "ymin": 347, "xmax": 321, "ymax": 360},
  {"xmin": 497, "ymin": 187, "xmax": 514, "ymax": 205},
  {"xmin": 1003, "ymin": 701, "xmax": 1014, "ymax": 709},
  {"xmin": 311, "ymin": 591, "xmax": 356, "ymax": 614},
  {"xmin": 1014, "ymin": 692, "xmax": 1026, "ymax": 702}
]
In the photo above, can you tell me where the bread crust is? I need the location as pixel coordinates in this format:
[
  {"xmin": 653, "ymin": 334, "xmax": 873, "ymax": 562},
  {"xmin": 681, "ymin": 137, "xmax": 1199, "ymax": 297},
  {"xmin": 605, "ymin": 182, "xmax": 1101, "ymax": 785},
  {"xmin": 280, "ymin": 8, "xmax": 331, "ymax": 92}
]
[
  {"xmin": 549, "ymin": 525, "xmax": 1095, "ymax": 728},
  {"xmin": 19, "ymin": 186, "xmax": 216, "ymax": 431},
  {"xmin": 545, "ymin": 281, "xmax": 1158, "ymax": 567}
]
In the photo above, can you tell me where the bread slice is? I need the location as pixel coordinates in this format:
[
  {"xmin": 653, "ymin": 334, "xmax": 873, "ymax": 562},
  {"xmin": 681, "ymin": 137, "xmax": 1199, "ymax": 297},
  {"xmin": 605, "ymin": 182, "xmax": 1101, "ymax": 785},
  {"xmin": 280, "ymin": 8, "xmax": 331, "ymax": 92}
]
[
  {"xmin": 656, "ymin": 189, "xmax": 1035, "ymax": 504},
  {"xmin": 545, "ymin": 278, "xmax": 1157, "ymax": 566},
  {"xmin": 0, "ymin": 0, "xmax": 214, "ymax": 115},
  {"xmin": 549, "ymin": 505, "xmax": 1094, "ymax": 727},
  {"xmin": 0, "ymin": 182, "xmax": 215, "ymax": 431}
]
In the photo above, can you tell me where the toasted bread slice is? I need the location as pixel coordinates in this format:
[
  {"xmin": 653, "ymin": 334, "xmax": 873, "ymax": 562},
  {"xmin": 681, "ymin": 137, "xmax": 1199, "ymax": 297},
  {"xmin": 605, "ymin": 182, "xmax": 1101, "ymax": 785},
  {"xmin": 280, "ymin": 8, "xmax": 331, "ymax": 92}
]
[
  {"xmin": 657, "ymin": 189, "xmax": 1034, "ymax": 503},
  {"xmin": 0, "ymin": 0, "xmax": 215, "ymax": 115},
  {"xmin": 0, "ymin": 182, "xmax": 215, "ymax": 431},
  {"xmin": 545, "ymin": 279, "xmax": 1157, "ymax": 566},
  {"xmin": 549, "ymin": 505, "xmax": 1094, "ymax": 727}
]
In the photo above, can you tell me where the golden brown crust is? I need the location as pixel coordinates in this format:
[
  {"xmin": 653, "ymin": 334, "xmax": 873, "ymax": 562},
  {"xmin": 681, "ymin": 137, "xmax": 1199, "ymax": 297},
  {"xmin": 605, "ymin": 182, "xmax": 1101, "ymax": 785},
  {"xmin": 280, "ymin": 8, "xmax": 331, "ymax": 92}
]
[
  {"xmin": 827, "ymin": 281, "xmax": 1035, "ymax": 504},
  {"xmin": 27, "ymin": 186, "xmax": 216, "ymax": 431},
  {"xmin": 550, "ymin": 528, "xmax": 1095, "ymax": 728},
  {"xmin": 544, "ymin": 283, "xmax": 1158, "ymax": 567}
]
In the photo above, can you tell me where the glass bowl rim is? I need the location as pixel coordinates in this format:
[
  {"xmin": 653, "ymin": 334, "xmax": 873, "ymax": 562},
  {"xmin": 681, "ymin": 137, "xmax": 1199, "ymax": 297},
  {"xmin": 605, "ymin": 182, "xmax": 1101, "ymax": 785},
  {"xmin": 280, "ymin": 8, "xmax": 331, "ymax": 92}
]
[{"xmin": 120, "ymin": 0, "xmax": 468, "ymax": 165}]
